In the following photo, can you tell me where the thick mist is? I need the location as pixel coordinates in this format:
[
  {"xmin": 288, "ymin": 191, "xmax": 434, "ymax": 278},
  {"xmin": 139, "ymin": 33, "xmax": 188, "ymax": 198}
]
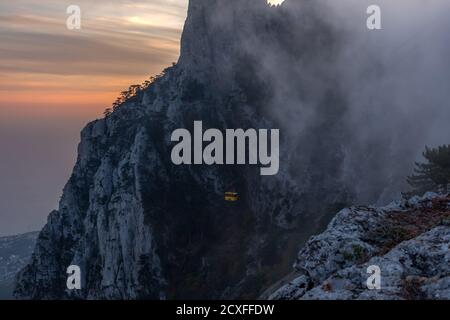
[
  {"xmin": 321, "ymin": 0, "xmax": 450, "ymax": 202},
  {"xmin": 200, "ymin": 0, "xmax": 450, "ymax": 204}
]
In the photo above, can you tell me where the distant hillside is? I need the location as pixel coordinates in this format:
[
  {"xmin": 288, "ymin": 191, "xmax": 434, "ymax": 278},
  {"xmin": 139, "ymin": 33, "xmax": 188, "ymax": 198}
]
[{"xmin": 0, "ymin": 232, "xmax": 38, "ymax": 299}]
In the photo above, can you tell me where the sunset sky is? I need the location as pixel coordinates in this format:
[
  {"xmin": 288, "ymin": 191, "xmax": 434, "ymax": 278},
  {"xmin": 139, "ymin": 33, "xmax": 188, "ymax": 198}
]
[
  {"xmin": 0, "ymin": 0, "xmax": 188, "ymax": 236},
  {"xmin": 0, "ymin": 0, "xmax": 188, "ymax": 120}
]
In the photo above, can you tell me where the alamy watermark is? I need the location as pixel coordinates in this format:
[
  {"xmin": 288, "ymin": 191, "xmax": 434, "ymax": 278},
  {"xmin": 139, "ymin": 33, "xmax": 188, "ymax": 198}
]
[
  {"xmin": 66, "ymin": 265, "xmax": 81, "ymax": 290},
  {"xmin": 66, "ymin": 5, "xmax": 81, "ymax": 30},
  {"xmin": 367, "ymin": 5, "xmax": 382, "ymax": 30},
  {"xmin": 64, "ymin": 4, "xmax": 381, "ymax": 31},
  {"xmin": 170, "ymin": 121, "xmax": 280, "ymax": 176},
  {"xmin": 366, "ymin": 265, "xmax": 382, "ymax": 290}
]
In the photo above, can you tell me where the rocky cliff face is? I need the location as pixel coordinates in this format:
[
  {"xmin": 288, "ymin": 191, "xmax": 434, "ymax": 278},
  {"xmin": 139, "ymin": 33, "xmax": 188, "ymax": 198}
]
[
  {"xmin": 267, "ymin": 193, "xmax": 450, "ymax": 300},
  {"xmin": 15, "ymin": 0, "xmax": 416, "ymax": 299},
  {"xmin": 0, "ymin": 232, "xmax": 38, "ymax": 299}
]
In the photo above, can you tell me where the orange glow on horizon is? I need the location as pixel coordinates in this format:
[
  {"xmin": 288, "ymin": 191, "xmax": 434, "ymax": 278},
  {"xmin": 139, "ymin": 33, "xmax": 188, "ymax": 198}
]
[
  {"xmin": 0, "ymin": 0, "xmax": 188, "ymax": 123},
  {"xmin": 1, "ymin": 79, "xmax": 147, "ymax": 120}
]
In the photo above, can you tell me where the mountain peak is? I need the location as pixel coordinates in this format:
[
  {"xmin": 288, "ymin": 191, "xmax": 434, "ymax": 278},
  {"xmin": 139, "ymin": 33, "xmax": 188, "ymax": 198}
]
[{"xmin": 179, "ymin": 0, "xmax": 271, "ymax": 74}]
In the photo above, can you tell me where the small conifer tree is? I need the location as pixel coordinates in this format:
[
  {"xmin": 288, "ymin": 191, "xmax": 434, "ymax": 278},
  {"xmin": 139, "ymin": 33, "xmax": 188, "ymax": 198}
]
[{"xmin": 407, "ymin": 145, "xmax": 450, "ymax": 196}]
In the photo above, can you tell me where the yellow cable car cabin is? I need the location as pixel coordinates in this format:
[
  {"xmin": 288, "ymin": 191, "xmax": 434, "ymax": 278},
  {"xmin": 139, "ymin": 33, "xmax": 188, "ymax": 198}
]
[{"xmin": 224, "ymin": 192, "xmax": 239, "ymax": 202}]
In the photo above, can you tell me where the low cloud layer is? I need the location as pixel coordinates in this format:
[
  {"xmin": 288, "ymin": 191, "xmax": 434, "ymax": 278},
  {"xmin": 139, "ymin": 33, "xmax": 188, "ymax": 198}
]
[
  {"xmin": 321, "ymin": 0, "xmax": 450, "ymax": 201},
  {"xmin": 192, "ymin": 0, "xmax": 450, "ymax": 204}
]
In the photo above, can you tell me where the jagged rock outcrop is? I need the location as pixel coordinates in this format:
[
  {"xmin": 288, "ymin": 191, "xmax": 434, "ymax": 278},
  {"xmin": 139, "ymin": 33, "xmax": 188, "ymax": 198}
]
[
  {"xmin": 15, "ymin": 0, "xmax": 420, "ymax": 299},
  {"xmin": 0, "ymin": 232, "xmax": 38, "ymax": 299},
  {"xmin": 267, "ymin": 193, "xmax": 450, "ymax": 300}
]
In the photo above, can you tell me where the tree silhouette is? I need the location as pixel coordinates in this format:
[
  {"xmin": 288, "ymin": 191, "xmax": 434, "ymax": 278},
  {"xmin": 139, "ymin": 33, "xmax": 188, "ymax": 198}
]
[
  {"xmin": 407, "ymin": 145, "xmax": 450, "ymax": 196},
  {"xmin": 103, "ymin": 65, "xmax": 174, "ymax": 117}
]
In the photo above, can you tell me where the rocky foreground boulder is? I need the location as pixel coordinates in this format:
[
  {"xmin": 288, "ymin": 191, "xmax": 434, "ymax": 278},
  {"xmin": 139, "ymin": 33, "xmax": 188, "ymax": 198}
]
[{"xmin": 267, "ymin": 193, "xmax": 450, "ymax": 300}]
